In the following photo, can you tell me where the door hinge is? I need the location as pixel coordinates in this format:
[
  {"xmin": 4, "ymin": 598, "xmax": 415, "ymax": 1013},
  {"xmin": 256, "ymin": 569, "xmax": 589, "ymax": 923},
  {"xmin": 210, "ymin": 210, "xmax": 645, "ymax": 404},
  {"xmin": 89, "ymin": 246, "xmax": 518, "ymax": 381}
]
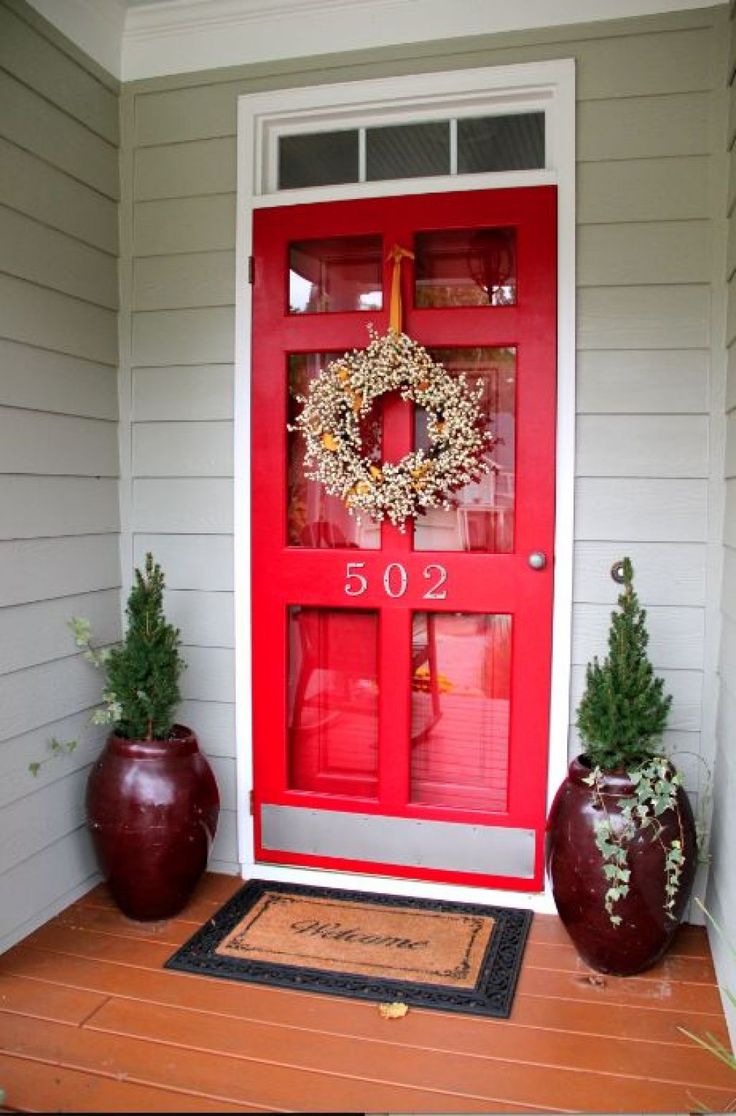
[
  {"xmin": 249, "ymin": 789, "xmax": 255, "ymax": 816},
  {"xmin": 248, "ymin": 255, "xmax": 255, "ymax": 285}
]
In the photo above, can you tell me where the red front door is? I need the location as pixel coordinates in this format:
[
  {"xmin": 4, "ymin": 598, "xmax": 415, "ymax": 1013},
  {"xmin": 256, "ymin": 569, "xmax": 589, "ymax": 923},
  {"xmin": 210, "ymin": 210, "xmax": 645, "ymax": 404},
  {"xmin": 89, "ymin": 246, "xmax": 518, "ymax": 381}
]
[{"xmin": 251, "ymin": 186, "xmax": 556, "ymax": 891}]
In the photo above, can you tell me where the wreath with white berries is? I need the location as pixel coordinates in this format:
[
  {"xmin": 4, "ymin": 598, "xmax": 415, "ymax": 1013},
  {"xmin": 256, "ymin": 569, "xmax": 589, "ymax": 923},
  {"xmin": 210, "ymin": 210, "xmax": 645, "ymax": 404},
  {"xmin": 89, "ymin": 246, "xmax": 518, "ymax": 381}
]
[{"xmin": 289, "ymin": 326, "xmax": 494, "ymax": 530}]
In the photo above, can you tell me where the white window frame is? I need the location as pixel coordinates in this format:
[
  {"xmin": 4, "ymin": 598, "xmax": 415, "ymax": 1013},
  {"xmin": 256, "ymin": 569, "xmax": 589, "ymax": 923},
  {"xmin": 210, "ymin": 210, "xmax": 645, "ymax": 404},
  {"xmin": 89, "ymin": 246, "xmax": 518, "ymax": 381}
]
[{"xmin": 234, "ymin": 59, "xmax": 575, "ymax": 912}]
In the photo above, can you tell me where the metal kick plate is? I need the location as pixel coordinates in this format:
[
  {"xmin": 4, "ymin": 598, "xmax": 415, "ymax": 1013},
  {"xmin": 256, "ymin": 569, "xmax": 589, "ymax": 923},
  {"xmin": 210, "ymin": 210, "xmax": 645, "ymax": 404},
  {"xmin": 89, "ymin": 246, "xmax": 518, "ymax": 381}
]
[{"xmin": 261, "ymin": 805, "xmax": 536, "ymax": 878}]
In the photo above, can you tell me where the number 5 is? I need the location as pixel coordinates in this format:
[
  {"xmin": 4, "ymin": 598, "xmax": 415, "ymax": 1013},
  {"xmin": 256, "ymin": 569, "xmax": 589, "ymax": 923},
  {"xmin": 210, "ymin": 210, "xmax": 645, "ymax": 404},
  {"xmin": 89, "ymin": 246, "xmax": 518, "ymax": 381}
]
[{"xmin": 344, "ymin": 562, "xmax": 368, "ymax": 596}]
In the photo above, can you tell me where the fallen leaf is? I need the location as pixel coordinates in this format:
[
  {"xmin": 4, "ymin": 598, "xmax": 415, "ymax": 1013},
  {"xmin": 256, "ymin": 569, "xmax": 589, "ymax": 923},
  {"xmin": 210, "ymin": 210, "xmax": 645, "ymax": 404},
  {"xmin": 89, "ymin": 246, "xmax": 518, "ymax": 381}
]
[{"xmin": 379, "ymin": 1001, "xmax": 409, "ymax": 1019}]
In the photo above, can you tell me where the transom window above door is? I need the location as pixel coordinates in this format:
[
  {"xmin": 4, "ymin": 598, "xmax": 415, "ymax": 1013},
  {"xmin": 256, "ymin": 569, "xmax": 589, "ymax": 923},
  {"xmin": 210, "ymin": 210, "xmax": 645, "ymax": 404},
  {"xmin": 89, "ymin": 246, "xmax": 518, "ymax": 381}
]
[{"xmin": 277, "ymin": 112, "xmax": 545, "ymax": 190}]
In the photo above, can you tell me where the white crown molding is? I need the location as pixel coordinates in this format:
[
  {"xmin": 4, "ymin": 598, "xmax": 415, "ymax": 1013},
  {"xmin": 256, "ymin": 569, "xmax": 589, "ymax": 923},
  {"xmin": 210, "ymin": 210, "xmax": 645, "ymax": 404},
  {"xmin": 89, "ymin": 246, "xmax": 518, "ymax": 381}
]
[
  {"xmin": 25, "ymin": 0, "xmax": 125, "ymax": 79},
  {"xmin": 121, "ymin": 0, "xmax": 721, "ymax": 83}
]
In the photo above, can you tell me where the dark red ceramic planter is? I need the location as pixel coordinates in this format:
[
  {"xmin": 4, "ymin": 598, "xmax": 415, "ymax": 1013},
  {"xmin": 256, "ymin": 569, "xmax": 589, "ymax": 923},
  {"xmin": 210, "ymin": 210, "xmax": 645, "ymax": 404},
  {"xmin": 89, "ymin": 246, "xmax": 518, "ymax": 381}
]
[
  {"xmin": 86, "ymin": 725, "xmax": 220, "ymax": 921},
  {"xmin": 546, "ymin": 755, "xmax": 697, "ymax": 975}
]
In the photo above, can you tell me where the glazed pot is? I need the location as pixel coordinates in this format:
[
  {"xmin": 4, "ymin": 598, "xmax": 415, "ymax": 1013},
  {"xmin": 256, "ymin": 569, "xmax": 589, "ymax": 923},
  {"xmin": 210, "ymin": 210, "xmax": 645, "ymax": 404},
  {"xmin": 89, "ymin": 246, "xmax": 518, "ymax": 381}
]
[
  {"xmin": 86, "ymin": 725, "xmax": 220, "ymax": 921},
  {"xmin": 546, "ymin": 755, "xmax": 697, "ymax": 975}
]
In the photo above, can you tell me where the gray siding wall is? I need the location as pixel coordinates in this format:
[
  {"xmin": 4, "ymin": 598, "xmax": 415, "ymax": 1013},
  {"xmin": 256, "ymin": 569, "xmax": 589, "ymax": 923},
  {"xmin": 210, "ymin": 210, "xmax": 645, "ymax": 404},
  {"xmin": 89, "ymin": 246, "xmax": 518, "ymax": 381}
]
[
  {"xmin": 121, "ymin": 6, "xmax": 724, "ymax": 877},
  {"xmin": 0, "ymin": 0, "xmax": 120, "ymax": 951},
  {"xmin": 709, "ymin": 0, "xmax": 736, "ymax": 1043}
]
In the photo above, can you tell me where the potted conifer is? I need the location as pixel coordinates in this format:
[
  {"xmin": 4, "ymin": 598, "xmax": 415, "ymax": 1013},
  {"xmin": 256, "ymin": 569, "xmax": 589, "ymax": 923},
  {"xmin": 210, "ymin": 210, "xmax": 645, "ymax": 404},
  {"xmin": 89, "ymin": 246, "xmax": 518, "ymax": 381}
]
[
  {"xmin": 74, "ymin": 554, "xmax": 219, "ymax": 921},
  {"xmin": 546, "ymin": 558, "xmax": 697, "ymax": 975}
]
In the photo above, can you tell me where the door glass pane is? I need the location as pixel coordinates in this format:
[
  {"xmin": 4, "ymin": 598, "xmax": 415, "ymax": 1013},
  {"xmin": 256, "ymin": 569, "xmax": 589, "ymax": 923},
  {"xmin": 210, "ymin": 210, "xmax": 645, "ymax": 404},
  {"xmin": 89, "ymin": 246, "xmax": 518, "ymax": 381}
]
[
  {"xmin": 279, "ymin": 130, "xmax": 359, "ymax": 190},
  {"xmin": 366, "ymin": 121, "xmax": 449, "ymax": 181},
  {"xmin": 410, "ymin": 612, "xmax": 511, "ymax": 811},
  {"xmin": 289, "ymin": 236, "xmax": 383, "ymax": 314},
  {"xmin": 457, "ymin": 113, "xmax": 545, "ymax": 173},
  {"xmin": 415, "ymin": 228, "xmax": 516, "ymax": 308},
  {"xmin": 288, "ymin": 607, "xmax": 379, "ymax": 798},
  {"xmin": 414, "ymin": 347, "xmax": 515, "ymax": 553},
  {"xmin": 288, "ymin": 353, "xmax": 381, "ymax": 549}
]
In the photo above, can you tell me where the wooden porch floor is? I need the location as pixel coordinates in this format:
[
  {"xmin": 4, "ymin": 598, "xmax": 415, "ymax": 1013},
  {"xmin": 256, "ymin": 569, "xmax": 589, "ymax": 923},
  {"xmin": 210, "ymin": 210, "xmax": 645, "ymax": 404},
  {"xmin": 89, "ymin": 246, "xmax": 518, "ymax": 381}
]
[{"xmin": 0, "ymin": 873, "xmax": 734, "ymax": 1114}]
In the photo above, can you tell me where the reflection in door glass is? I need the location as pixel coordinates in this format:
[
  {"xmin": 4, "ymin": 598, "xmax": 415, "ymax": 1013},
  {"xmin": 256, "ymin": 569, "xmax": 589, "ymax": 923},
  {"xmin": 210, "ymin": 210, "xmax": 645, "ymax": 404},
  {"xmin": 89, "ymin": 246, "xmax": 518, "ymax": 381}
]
[
  {"xmin": 414, "ymin": 348, "xmax": 515, "ymax": 552},
  {"xmin": 289, "ymin": 235, "xmax": 383, "ymax": 314},
  {"xmin": 287, "ymin": 354, "xmax": 381, "ymax": 549},
  {"xmin": 288, "ymin": 607, "xmax": 379, "ymax": 798},
  {"xmin": 415, "ymin": 228, "xmax": 516, "ymax": 307},
  {"xmin": 410, "ymin": 612, "xmax": 511, "ymax": 811}
]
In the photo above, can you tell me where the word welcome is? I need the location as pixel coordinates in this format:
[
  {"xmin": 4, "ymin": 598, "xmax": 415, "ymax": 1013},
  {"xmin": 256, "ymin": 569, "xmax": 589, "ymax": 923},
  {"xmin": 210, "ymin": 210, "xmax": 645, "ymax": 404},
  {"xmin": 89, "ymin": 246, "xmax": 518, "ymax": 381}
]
[{"xmin": 291, "ymin": 918, "xmax": 429, "ymax": 951}]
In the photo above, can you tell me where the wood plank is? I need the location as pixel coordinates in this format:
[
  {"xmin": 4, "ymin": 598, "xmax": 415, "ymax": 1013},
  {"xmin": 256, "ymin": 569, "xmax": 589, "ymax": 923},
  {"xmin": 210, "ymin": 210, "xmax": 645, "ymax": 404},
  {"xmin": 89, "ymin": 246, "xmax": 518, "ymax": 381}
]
[
  {"xmin": 576, "ymin": 414, "xmax": 709, "ymax": 478},
  {"xmin": 725, "ymin": 480, "xmax": 736, "ymax": 549},
  {"xmin": 132, "ymin": 307, "xmax": 234, "ymax": 366},
  {"xmin": 0, "ymin": 338, "xmax": 118, "ymax": 420},
  {"xmin": 134, "ymin": 82, "xmax": 240, "ymax": 146},
  {"xmin": 0, "ymin": 588, "xmax": 120, "ymax": 675},
  {"xmin": 0, "ymin": 274, "xmax": 118, "ymax": 366},
  {"xmin": 572, "ymin": 602, "xmax": 704, "ymax": 670},
  {"xmin": 0, "ymin": 1014, "xmax": 504, "ymax": 1113},
  {"xmin": 7, "ymin": 934, "xmax": 727, "ymax": 1055},
  {"xmin": 577, "ymin": 285, "xmax": 710, "ymax": 350},
  {"xmin": 210, "ymin": 808, "xmax": 238, "ymax": 869},
  {"xmin": 578, "ymin": 221, "xmax": 710, "ymax": 286},
  {"xmin": 726, "ymin": 410, "xmax": 736, "ymax": 478},
  {"xmin": 163, "ymin": 589, "xmax": 234, "ymax": 649},
  {"xmin": 0, "ymin": 655, "xmax": 106, "ymax": 743},
  {"xmin": 133, "ymin": 252, "xmax": 234, "ymax": 311},
  {"xmin": 0, "ymin": 534, "xmax": 120, "ymax": 608},
  {"xmin": 83, "ymin": 997, "xmax": 735, "ymax": 1111},
  {"xmin": 134, "ymin": 138, "xmax": 235, "ymax": 200},
  {"xmin": 573, "ymin": 541, "xmax": 706, "ymax": 606},
  {"xmin": 0, "ymin": 71, "xmax": 118, "ymax": 200},
  {"xmin": 574, "ymin": 478, "xmax": 708, "ymax": 541},
  {"xmin": 0, "ymin": 831, "xmax": 97, "ymax": 949},
  {"xmin": 0, "ymin": 136, "xmax": 117, "ymax": 254},
  {"xmin": 576, "ymin": 349, "xmax": 709, "ymax": 414},
  {"xmin": 133, "ymin": 196, "xmax": 235, "ymax": 256},
  {"xmin": 577, "ymin": 157, "xmax": 709, "ymax": 224},
  {"xmin": 0, "ymin": 767, "xmax": 87, "ymax": 879},
  {"xmin": 0, "ymin": 409, "xmax": 118, "ymax": 477},
  {"xmin": 0, "ymin": 476, "xmax": 119, "ymax": 541},
  {"xmin": 0, "ymin": 973, "xmax": 104, "ymax": 1024},
  {"xmin": 0, "ymin": 5, "xmax": 118, "ymax": 144},
  {"xmin": 727, "ymin": 341, "xmax": 736, "ymax": 411},
  {"xmin": 0, "ymin": 716, "xmax": 106, "ymax": 813},
  {"xmin": 132, "ymin": 534, "xmax": 233, "ymax": 590},
  {"xmin": 132, "ymin": 365, "xmax": 233, "ymax": 421},
  {"xmin": 132, "ymin": 478, "xmax": 233, "ymax": 534},
  {"xmin": 173, "ymin": 700, "xmax": 235, "ymax": 756},
  {"xmin": 0, "ymin": 204, "xmax": 117, "ymax": 309},
  {"xmin": 133, "ymin": 421, "xmax": 233, "ymax": 477},
  {"xmin": 578, "ymin": 93, "xmax": 711, "ymax": 162},
  {"xmin": 179, "ymin": 647, "xmax": 235, "ymax": 703},
  {"xmin": 0, "ymin": 1055, "xmax": 256, "ymax": 1114}
]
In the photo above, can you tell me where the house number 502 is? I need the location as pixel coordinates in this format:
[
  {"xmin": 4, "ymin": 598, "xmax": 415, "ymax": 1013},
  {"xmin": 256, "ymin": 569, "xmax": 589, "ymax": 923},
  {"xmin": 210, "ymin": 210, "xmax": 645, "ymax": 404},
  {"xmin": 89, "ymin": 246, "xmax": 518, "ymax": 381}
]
[{"xmin": 344, "ymin": 561, "xmax": 448, "ymax": 600}]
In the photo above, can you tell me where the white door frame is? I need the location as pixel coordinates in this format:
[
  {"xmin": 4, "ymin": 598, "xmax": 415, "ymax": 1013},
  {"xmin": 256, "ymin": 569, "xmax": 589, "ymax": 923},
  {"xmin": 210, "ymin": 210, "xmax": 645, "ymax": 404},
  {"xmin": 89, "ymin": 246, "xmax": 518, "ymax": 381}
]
[{"xmin": 234, "ymin": 58, "xmax": 576, "ymax": 911}]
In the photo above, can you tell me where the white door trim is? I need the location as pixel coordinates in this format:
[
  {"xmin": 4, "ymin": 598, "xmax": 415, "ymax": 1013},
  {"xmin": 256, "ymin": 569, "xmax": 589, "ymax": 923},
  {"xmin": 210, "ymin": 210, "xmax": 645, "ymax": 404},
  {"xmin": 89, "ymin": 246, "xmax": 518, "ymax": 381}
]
[{"xmin": 234, "ymin": 58, "xmax": 575, "ymax": 911}]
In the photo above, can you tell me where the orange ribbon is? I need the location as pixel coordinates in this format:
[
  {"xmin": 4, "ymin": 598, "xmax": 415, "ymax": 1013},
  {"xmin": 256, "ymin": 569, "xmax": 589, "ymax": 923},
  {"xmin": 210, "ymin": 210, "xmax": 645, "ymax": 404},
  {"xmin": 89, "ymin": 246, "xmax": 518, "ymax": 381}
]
[{"xmin": 387, "ymin": 244, "xmax": 415, "ymax": 333}]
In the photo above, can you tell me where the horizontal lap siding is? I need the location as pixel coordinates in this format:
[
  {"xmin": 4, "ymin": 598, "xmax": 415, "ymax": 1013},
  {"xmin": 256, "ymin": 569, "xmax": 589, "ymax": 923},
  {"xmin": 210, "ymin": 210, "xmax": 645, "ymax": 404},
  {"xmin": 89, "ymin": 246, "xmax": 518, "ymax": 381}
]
[
  {"xmin": 123, "ymin": 10, "xmax": 719, "ymax": 874},
  {"xmin": 0, "ymin": 0, "xmax": 120, "ymax": 954},
  {"xmin": 709, "ymin": 3, "xmax": 736, "ymax": 1043}
]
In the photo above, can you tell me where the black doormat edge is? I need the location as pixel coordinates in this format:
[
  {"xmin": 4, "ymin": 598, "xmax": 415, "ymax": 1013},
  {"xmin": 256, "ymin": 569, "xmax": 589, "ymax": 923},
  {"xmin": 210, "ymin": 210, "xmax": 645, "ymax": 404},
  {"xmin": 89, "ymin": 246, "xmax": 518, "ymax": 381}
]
[{"xmin": 164, "ymin": 879, "xmax": 532, "ymax": 1019}]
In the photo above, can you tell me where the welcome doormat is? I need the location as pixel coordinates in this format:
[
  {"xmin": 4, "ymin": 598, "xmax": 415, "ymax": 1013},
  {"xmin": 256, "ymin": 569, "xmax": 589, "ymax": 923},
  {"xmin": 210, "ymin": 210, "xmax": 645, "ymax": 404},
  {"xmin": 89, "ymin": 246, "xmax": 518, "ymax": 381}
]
[{"xmin": 165, "ymin": 880, "xmax": 532, "ymax": 1018}]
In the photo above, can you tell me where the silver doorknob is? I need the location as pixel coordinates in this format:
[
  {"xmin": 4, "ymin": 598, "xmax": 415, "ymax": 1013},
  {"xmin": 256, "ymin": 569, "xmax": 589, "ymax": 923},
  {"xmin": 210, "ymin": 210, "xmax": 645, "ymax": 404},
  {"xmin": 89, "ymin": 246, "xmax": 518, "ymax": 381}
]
[{"xmin": 528, "ymin": 551, "xmax": 547, "ymax": 570}]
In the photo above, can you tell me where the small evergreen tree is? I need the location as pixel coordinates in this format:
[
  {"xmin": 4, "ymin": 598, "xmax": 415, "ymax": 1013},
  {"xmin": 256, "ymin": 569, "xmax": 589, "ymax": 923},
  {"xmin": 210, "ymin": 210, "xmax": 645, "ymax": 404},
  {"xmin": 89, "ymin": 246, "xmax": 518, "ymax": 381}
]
[
  {"xmin": 577, "ymin": 558, "xmax": 671, "ymax": 770},
  {"xmin": 104, "ymin": 553, "xmax": 185, "ymax": 740}
]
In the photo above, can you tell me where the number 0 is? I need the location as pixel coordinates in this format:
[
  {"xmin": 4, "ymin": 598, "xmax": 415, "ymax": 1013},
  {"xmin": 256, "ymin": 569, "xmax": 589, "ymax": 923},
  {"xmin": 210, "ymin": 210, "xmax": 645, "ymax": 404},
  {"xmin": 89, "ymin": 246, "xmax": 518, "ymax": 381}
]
[{"xmin": 383, "ymin": 563, "xmax": 408, "ymax": 598}]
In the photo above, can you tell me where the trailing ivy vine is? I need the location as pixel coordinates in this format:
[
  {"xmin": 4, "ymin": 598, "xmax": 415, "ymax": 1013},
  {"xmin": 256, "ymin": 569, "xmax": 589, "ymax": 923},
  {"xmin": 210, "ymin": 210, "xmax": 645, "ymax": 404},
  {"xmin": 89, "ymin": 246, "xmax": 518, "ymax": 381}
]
[{"xmin": 583, "ymin": 757, "xmax": 687, "ymax": 926}]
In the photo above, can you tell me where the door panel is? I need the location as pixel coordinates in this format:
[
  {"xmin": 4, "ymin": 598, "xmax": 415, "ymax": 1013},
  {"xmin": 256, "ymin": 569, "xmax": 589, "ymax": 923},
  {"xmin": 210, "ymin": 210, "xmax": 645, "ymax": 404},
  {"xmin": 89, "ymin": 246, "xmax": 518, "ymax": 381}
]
[{"xmin": 251, "ymin": 186, "xmax": 557, "ymax": 890}]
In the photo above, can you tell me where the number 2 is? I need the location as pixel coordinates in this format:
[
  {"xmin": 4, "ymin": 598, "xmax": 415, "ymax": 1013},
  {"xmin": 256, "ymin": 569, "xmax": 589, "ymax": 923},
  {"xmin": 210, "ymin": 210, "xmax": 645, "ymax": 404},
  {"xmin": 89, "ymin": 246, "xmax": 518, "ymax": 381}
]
[{"xmin": 423, "ymin": 564, "xmax": 448, "ymax": 600}]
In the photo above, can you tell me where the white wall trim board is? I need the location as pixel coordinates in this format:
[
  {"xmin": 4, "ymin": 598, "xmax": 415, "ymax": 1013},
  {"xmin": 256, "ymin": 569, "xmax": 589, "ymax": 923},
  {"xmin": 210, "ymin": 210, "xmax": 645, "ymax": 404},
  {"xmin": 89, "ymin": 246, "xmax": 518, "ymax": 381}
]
[
  {"xmin": 234, "ymin": 58, "xmax": 576, "ymax": 908},
  {"xmin": 24, "ymin": 0, "xmax": 125, "ymax": 79},
  {"xmin": 120, "ymin": 0, "xmax": 720, "ymax": 81}
]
